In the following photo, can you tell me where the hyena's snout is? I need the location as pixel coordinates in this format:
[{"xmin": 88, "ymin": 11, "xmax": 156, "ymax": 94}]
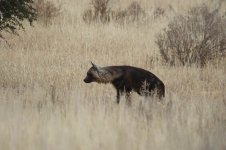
[{"xmin": 83, "ymin": 75, "xmax": 93, "ymax": 83}]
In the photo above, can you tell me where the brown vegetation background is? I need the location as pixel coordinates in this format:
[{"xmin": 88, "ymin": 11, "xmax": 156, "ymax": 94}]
[{"xmin": 0, "ymin": 0, "xmax": 226, "ymax": 149}]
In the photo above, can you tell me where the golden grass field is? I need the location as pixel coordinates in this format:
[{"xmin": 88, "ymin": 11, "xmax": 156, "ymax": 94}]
[{"xmin": 0, "ymin": 0, "xmax": 226, "ymax": 149}]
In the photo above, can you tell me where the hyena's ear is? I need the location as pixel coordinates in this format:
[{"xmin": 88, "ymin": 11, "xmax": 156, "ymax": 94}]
[{"xmin": 90, "ymin": 61, "xmax": 100, "ymax": 70}]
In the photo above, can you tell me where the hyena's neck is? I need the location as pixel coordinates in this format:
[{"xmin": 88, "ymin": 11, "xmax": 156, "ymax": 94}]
[{"xmin": 97, "ymin": 67, "xmax": 123, "ymax": 84}]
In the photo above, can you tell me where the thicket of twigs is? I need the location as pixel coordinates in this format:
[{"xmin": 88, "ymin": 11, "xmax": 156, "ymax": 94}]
[
  {"xmin": 33, "ymin": 0, "xmax": 61, "ymax": 26},
  {"xmin": 156, "ymin": 5, "xmax": 226, "ymax": 67},
  {"xmin": 83, "ymin": 0, "xmax": 145, "ymax": 24}
]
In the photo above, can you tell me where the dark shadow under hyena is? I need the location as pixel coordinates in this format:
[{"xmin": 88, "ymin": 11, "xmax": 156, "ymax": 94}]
[{"xmin": 84, "ymin": 62, "xmax": 165, "ymax": 105}]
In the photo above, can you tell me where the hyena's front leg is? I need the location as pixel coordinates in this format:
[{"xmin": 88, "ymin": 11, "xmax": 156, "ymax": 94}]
[{"xmin": 116, "ymin": 89, "xmax": 120, "ymax": 104}]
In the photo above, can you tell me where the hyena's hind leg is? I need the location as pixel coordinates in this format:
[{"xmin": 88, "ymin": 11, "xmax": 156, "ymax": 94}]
[{"xmin": 153, "ymin": 81, "xmax": 165, "ymax": 100}]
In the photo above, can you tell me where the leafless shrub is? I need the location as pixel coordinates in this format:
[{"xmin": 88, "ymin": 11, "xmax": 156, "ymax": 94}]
[
  {"xmin": 153, "ymin": 7, "xmax": 165, "ymax": 19},
  {"xmin": 110, "ymin": 9, "xmax": 127, "ymax": 23},
  {"xmin": 112, "ymin": 1, "xmax": 145, "ymax": 24},
  {"xmin": 83, "ymin": 9, "xmax": 95, "ymax": 24},
  {"xmin": 156, "ymin": 5, "xmax": 226, "ymax": 67},
  {"xmin": 125, "ymin": 1, "xmax": 145, "ymax": 22},
  {"xmin": 33, "ymin": 0, "xmax": 61, "ymax": 26},
  {"xmin": 83, "ymin": 0, "xmax": 145, "ymax": 24},
  {"xmin": 83, "ymin": 0, "xmax": 111, "ymax": 24}
]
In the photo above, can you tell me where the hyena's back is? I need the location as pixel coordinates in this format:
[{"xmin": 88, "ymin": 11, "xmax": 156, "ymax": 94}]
[{"xmin": 109, "ymin": 66, "xmax": 165, "ymax": 98}]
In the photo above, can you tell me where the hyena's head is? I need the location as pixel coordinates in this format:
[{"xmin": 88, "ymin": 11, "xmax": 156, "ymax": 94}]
[
  {"xmin": 83, "ymin": 62, "xmax": 100, "ymax": 83},
  {"xmin": 84, "ymin": 62, "xmax": 122, "ymax": 84}
]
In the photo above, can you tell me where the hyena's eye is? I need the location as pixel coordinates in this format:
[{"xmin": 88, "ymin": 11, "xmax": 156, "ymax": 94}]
[{"xmin": 87, "ymin": 73, "xmax": 93, "ymax": 77}]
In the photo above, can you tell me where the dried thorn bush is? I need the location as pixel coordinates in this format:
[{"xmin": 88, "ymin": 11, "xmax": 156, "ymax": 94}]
[
  {"xmin": 156, "ymin": 5, "xmax": 226, "ymax": 67},
  {"xmin": 83, "ymin": 0, "xmax": 111, "ymax": 24},
  {"xmin": 153, "ymin": 7, "xmax": 165, "ymax": 19},
  {"xmin": 33, "ymin": 0, "xmax": 61, "ymax": 26},
  {"xmin": 83, "ymin": 0, "xmax": 145, "ymax": 25},
  {"xmin": 112, "ymin": 1, "xmax": 146, "ymax": 24}
]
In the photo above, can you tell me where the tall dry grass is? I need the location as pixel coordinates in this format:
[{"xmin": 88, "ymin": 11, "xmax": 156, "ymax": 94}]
[{"xmin": 0, "ymin": 0, "xmax": 226, "ymax": 150}]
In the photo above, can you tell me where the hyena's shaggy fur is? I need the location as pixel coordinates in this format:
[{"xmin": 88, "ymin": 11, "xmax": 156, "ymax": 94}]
[{"xmin": 84, "ymin": 62, "xmax": 165, "ymax": 104}]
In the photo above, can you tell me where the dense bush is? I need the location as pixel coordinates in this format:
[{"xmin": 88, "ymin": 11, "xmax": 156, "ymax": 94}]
[
  {"xmin": 156, "ymin": 5, "xmax": 226, "ymax": 67},
  {"xmin": 0, "ymin": 0, "xmax": 37, "ymax": 38}
]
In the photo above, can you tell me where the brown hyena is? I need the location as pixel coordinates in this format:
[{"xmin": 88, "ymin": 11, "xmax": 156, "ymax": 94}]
[{"xmin": 84, "ymin": 62, "xmax": 165, "ymax": 105}]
